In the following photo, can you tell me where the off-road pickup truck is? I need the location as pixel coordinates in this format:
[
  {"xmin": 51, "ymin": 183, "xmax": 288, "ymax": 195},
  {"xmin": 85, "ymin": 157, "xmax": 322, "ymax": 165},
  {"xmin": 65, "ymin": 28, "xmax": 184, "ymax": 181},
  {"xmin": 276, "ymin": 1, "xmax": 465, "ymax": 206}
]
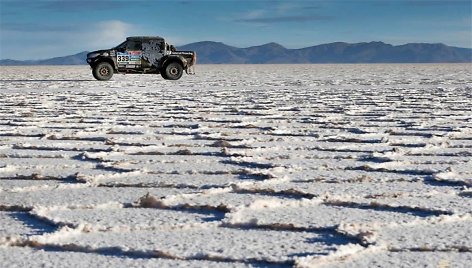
[{"xmin": 86, "ymin": 36, "xmax": 196, "ymax": 81}]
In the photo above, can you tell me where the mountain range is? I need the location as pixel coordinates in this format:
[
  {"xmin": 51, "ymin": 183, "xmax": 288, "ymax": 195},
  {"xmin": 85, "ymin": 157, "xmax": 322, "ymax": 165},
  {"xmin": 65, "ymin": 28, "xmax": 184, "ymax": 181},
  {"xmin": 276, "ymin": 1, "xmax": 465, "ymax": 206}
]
[
  {"xmin": 1, "ymin": 41, "xmax": 471, "ymax": 65},
  {"xmin": 0, "ymin": 51, "xmax": 89, "ymax": 66}
]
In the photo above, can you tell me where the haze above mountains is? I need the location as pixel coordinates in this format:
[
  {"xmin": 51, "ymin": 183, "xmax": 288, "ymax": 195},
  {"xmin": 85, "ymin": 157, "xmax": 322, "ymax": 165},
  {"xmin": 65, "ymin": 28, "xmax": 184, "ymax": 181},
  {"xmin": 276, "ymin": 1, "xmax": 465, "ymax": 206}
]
[{"xmin": 1, "ymin": 41, "xmax": 471, "ymax": 65}]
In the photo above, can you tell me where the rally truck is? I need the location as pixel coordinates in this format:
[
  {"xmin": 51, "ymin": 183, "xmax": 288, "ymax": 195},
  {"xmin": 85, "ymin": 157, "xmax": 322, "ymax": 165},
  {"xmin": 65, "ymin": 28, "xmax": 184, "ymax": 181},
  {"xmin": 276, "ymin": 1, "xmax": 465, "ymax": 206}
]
[{"xmin": 86, "ymin": 36, "xmax": 196, "ymax": 81}]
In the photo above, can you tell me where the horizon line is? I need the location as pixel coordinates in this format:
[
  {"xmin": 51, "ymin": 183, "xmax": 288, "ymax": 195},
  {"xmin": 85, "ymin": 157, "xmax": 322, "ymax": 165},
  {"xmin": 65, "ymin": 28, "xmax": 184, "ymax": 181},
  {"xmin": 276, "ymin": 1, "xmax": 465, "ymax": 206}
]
[{"xmin": 1, "ymin": 40, "xmax": 471, "ymax": 62}]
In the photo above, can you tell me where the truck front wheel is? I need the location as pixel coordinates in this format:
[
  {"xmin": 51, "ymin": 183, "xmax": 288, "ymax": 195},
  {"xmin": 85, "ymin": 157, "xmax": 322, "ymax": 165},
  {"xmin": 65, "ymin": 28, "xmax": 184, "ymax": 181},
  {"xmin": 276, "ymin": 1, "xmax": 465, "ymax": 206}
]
[
  {"xmin": 93, "ymin": 62, "xmax": 114, "ymax": 81},
  {"xmin": 164, "ymin": 62, "xmax": 183, "ymax": 80}
]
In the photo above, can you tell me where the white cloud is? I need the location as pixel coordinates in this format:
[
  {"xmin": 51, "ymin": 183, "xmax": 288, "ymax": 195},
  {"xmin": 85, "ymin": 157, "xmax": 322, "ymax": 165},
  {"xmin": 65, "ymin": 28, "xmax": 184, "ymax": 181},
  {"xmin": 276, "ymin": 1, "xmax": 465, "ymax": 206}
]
[
  {"xmin": 0, "ymin": 19, "xmax": 194, "ymax": 60},
  {"xmin": 84, "ymin": 20, "xmax": 135, "ymax": 48},
  {"xmin": 0, "ymin": 20, "xmax": 137, "ymax": 60}
]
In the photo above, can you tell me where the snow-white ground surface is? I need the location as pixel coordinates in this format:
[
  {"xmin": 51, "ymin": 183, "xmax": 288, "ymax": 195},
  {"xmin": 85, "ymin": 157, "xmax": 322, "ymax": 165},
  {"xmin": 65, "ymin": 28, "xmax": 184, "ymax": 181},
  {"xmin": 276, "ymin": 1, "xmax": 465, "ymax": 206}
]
[{"xmin": 0, "ymin": 64, "xmax": 471, "ymax": 267}]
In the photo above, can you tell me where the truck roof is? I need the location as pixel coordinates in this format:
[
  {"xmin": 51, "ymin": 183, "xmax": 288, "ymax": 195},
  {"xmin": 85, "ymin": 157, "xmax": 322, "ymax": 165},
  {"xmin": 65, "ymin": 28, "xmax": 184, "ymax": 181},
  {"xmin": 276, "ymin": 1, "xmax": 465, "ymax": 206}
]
[{"xmin": 126, "ymin": 36, "xmax": 164, "ymax": 41}]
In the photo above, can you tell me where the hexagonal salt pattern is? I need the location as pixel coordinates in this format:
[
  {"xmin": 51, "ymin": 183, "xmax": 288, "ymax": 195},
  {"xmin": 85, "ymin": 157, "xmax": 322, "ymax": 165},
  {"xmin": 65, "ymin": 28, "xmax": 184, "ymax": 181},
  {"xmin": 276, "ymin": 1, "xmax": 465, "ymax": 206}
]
[{"xmin": 1, "ymin": 64, "xmax": 471, "ymax": 266}]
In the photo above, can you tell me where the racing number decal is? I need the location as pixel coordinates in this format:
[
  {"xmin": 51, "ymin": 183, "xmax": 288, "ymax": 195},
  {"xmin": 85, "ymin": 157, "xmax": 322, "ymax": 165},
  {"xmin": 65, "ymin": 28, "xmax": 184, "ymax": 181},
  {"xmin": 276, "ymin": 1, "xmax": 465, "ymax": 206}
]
[
  {"xmin": 117, "ymin": 55, "xmax": 130, "ymax": 62},
  {"xmin": 117, "ymin": 51, "xmax": 141, "ymax": 65}
]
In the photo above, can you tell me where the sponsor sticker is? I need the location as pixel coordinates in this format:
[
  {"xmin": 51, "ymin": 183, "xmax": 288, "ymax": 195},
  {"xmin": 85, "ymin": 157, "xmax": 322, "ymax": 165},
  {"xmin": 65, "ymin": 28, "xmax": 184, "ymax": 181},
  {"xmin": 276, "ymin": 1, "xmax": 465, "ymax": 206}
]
[{"xmin": 171, "ymin": 51, "xmax": 193, "ymax": 55}]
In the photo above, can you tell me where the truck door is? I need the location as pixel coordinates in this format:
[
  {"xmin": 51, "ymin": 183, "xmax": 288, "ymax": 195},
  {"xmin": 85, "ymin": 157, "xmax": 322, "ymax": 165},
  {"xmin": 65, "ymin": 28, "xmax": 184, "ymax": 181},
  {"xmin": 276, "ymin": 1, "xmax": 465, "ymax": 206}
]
[
  {"xmin": 142, "ymin": 39, "xmax": 165, "ymax": 68},
  {"xmin": 117, "ymin": 39, "xmax": 143, "ymax": 71}
]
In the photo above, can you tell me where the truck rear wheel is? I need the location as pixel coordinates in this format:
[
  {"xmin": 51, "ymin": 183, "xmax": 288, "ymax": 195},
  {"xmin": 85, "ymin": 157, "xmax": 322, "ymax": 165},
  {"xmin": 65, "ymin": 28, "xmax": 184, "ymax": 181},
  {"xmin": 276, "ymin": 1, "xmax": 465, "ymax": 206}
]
[
  {"xmin": 164, "ymin": 62, "xmax": 183, "ymax": 80},
  {"xmin": 93, "ymin": 62, "xmax": 114, "ymax": 81}
]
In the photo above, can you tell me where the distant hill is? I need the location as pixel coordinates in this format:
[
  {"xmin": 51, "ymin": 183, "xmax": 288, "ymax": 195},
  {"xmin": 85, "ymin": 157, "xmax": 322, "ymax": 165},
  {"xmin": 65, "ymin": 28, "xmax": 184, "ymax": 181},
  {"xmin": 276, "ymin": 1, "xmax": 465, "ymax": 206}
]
[
  {"xmin": 179, "ymin": 41, "xmax": 472, "ymax": 63},
  {"xmin": 1, "ymin": 42, "xmax": 471, "ymax": 65},
  {"xmin": 0, "ymin": 51, "xmax": 89, "ymax": 66}
]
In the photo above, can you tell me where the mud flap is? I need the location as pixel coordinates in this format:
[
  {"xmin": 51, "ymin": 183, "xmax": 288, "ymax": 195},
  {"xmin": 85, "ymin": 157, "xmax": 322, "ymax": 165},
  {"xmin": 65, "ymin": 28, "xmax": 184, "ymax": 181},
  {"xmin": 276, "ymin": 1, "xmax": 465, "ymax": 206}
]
[{"xmin": 186, "ymin": 65, "xmax": 196, "ymax": 75}]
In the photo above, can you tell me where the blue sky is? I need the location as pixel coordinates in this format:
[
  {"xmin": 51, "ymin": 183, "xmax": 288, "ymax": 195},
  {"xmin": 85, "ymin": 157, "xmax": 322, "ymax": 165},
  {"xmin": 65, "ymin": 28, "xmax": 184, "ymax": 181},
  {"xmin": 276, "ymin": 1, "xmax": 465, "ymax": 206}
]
[{"xmin": 0, "ymin": 0, "xmax": 471, "ymax": 60}]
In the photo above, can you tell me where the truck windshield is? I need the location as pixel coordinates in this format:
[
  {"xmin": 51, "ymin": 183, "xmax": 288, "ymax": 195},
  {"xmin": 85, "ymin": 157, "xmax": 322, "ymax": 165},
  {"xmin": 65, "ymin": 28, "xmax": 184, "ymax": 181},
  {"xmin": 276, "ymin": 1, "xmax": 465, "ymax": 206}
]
[{"xmin": 114, "ymin": 41, "xmax": 127, "ymax": 50}]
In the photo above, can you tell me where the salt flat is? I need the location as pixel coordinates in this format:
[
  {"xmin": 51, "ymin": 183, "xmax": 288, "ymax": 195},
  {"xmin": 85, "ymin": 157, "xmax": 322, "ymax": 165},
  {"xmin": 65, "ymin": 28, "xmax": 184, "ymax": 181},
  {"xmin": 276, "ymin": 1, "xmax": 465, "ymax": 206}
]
[{"xmin": 0, "ymin": 64, "xmax": 471, "ymax": 267}]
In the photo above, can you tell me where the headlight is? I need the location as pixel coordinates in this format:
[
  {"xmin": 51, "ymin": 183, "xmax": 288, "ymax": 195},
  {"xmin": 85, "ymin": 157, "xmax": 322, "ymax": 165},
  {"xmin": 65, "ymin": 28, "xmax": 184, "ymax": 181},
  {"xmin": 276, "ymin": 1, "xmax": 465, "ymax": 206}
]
[
  {"xmin": 87, "ymin": 52, "xmax": 100, "ymax": 59},
  {"xmin": 102, "ymin": 52, "xmax": 109, "ymax": 57}
]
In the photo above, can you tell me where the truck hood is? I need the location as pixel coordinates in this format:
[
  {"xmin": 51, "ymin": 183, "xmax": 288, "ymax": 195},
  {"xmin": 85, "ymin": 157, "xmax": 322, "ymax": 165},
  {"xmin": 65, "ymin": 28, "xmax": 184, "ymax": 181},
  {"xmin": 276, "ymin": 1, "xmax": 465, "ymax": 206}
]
[{"xmin": 87, "ymin": 50, "xmax": 112, "ymax": 59}]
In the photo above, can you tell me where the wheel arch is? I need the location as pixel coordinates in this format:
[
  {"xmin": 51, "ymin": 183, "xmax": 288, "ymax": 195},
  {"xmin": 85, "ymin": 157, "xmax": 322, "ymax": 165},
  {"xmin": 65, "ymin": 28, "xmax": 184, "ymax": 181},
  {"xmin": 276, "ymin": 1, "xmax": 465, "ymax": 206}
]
[
  {"xmin": 91, "ymin": 57, "xmax": 117, "ymax": 72},
  {"xmin": 159, "ymin": 55, "xmax": 186, "ymax": 70}
]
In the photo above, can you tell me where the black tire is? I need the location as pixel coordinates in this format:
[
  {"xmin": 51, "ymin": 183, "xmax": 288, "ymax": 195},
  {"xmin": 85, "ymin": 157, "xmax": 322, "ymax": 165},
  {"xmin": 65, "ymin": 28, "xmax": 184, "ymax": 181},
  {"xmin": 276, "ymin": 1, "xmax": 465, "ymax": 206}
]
[
  {"xmin": 164, "ymin": 62, "xmax": 183, "ymax": 80},
  {"xmin": 93, "ymin": 62, "xmax": 114, "ymax": 81},
  {"xmin": 160, "ymin": 71, "xmax": 168, "ymax": 80}
]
